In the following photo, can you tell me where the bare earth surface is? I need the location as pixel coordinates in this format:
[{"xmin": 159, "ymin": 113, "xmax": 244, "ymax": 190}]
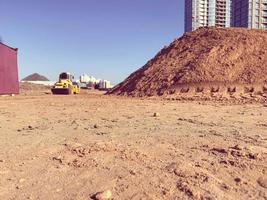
[{"xmin": 0, "ymin": 90, "xmax": 267, "ymax": 200}]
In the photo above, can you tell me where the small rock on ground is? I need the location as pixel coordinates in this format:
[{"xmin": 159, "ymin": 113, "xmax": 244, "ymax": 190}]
[
  {"xmin": 257, "ymin": 177, "xmax": 267, "ymax": 189},
  {"xmin": 153, "ymin": 112, "xmax": 160, "ymax": 117},
  {"xmin": 93, "ymin": 190, "xmax": 112, "ymax": 200}
]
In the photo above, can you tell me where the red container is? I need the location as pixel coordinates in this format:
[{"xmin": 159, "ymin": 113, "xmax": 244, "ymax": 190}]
[{"xmin": 0, "ymin": 43, "xmax": 19, "ymax": 95}]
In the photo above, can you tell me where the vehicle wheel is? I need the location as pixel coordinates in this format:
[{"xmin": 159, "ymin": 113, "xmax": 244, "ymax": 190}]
[{"xmin": 68, "ymin": 86, "xmax": 73, "ymax": 95}]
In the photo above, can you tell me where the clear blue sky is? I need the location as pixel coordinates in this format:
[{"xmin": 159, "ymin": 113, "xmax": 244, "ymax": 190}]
[{"xmin": 0, "ymin": 0, "xmax": 184, "ymax": 83}]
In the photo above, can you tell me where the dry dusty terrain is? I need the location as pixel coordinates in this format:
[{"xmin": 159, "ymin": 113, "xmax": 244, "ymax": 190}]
[{"xmin": 0, "ymin": 90, "xmax": 267, "ymax": 200}]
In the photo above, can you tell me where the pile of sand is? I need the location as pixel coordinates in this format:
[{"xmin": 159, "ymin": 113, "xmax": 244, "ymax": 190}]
[
  {"xmin": 108, "ymin": 27, "xmax": 267, "ymax": 98},
  {"xmin": 22, "ymin": 73, "xmax": 49, "ymax": 81},
  {"xmin": 19, "ymin": 82, "xmax": 50, "ymax": 90},
  {"xmin": 19, "ymin": 82, "xmax": 50, "ymax": 95}
]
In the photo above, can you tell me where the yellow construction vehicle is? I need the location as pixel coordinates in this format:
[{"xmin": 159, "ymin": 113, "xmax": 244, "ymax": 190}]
[{"xmin": 51, "ymin": 72, "xmax": 80, "ymax": 95}]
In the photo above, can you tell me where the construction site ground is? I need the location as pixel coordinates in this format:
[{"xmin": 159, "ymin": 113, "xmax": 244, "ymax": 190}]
[{"xmin": 0, "ymin": 88, "xmax": 266, "ymax": 200}]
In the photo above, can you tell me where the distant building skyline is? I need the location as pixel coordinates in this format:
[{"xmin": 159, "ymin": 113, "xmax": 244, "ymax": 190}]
[
  {"xmin": 185, "ymin": 0, "xmax": 231, "ymax": 32},
  {"xmin": 185, "ymin": 0, "xmax": 267, "ymax": 32},
  {"xmin": 231, "ymin": 0, "xmax": 267, "ymax": 29}
]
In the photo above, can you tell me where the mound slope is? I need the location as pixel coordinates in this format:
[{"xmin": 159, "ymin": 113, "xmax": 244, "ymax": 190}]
[
  {"xmin": 19, "ymin": 82, "xmax": 50, "ymax": 91},
  {"xmin": 22, "ymin": 73, "xmax": 49, "ymax": 81},
  {"xmin": 109, "ymin": 28, "xmax": 267, "ymax": 97}
]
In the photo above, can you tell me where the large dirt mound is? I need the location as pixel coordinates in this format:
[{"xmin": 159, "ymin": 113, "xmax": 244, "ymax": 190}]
[
  {"xmin": 108, "ymin": 27, "xmax": 267, "ymax": 98},
  {"xmin": 22, "ymin": 73, "xmax": 49, "ymax": 81}
]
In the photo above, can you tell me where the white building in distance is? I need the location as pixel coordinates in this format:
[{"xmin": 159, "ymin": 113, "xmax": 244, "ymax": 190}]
[{"xmin": 185, "ymin": 0, "xmax": 231, "ymax": 32}]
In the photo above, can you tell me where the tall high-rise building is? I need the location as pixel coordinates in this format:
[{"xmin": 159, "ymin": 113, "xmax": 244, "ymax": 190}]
[
  {"xmin": 231, "ymin": 0, "xmax": 267, "ymax": 29},
  {"xmin": 185, "ymin": 0, "xmax": 231, "ymax": 32}
]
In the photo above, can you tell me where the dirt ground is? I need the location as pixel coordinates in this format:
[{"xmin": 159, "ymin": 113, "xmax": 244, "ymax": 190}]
[{"xmin": 0, "ymin": 89, "xmax": 266, "ymax": 200}]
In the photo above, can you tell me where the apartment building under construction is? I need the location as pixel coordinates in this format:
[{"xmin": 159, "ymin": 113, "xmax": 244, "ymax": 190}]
[
  {"xmin": 231, "ymin": 0, "xmax": 267, "ymax": 29},
  {"xmin": 185, "ymin": 0, "xmax": 231, "ymax": 32}
]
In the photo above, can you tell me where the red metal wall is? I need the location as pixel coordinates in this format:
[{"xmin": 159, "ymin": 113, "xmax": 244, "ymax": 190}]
[{"xmin": 0, "ymin": 43, "xmax": 19, "ymax": 95}]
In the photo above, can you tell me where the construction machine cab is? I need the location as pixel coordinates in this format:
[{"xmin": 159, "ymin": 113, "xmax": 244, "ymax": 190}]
[{"xmin": 59, "ymin": 72, "xmax": 74, "ymax": 81}]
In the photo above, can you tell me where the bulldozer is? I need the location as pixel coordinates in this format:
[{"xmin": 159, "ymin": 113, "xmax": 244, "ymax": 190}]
[{"xmin": 51, "ymin": 72, "xmax": 80, "ymax": 95}]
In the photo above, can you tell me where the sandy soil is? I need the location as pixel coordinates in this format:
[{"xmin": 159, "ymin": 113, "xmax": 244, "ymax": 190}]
[{"xmin": 0, "ymin": 90, "xmax": 266, "ymax": 200}]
